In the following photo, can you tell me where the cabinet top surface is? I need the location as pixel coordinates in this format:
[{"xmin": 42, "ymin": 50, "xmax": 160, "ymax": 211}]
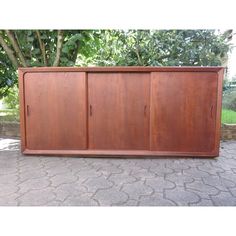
[{"xmin": 19, "ymin": 66, "xmax": 224, "ymax": 73}]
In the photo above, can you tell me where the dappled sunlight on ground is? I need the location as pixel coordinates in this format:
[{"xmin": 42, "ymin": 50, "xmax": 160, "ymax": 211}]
[{"xmin": 0, "ymin": 138, "xmax": 20, "ymax": 151}]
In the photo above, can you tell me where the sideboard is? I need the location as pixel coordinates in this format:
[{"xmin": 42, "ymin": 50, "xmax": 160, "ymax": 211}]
[{"xmin": 19, "ymin": 66, "xmax": 224, "ymax": 157}]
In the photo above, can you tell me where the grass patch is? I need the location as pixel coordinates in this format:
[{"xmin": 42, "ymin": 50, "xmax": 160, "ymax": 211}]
[{"xmin": 222, "ymin": 109, "xmax": 236, "ymax": 124}]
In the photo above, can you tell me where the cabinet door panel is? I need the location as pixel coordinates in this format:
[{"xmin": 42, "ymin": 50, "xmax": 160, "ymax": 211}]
[
  {"xmin": 88, "ymin": 73, "xmax": 150, "ymax": 150},
  {"xmin": 24, "ymin": 72, "xmax": 87, "ymax": 150},
  {"xmin": 150, "ymin": 72, "xmax": 218, "ymax": 152}
]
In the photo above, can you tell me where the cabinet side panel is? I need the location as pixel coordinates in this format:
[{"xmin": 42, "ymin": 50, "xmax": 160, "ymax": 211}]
[
  {"xmin": 24, "ymin": 72, "xmax": 87, "ymax": 150},
  {"xmin": 150, "ymin": 72, "xmax": 218, "ymax": 153},
  {"xmin": 214, "ymin": 68, "xmax": 224, "ymax": 155},
  {"xmin": 19, "ymin": 69, "xmax": 26, "ymax": 152}
]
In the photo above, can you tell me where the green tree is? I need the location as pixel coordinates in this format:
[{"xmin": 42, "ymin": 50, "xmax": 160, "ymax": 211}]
[
  {"xmin": 0, "ymin": 29, "xmax": 233, "ymax": 98},
  {"xmin": 79, "ymin": 30, "xmax": 232, "ymax": 67},
  {"xmin": 0, "ymin": 30, "xmax": 93, "ymax": 97}
]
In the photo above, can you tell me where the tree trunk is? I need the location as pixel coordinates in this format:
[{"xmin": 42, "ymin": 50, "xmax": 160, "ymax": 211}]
[
  {"xmin": 35, "ymin": 30, "xmax": 47, "ymax": 66},
  {"xmin": 0, "ymin": 32, "xmax": 19, "ymax": 68},
  {"xmin": 53, "ymin": 30, "xmax": 64, "ymax": 66},
  {"xmin": 5, "ymin": 30, "xmax": 27, "ymax": 67}
]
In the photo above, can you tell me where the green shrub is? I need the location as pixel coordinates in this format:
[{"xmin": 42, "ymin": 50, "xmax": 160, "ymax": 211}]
[
  {"xmin": 2, "ymin": 85, "xmax": 19, "ymax": 119},
  {"xmin": 222, "ymin": 89, "xmax": 236, "ymax": 112}
]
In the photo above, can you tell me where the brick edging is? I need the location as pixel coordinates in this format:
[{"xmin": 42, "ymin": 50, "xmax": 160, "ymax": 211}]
[
  {"xmin": 221, "ymin": 123, "xmax": 236, "ymax": 140},
  {"xmin": 0, "ymin": 122, "xmax": 20, "ymax": 137}
]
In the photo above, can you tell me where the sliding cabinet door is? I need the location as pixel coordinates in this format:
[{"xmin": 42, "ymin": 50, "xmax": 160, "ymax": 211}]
[
  {"xmin": 24, "ymin": 72, "xmax": 87, "ymax": 150},
  {"xmin": 88, "ymin": 72, "xmax": 150, "ymax": 150},
  {"xmin": 150, "ymin": 72, "xmax": 218, "ymax": 153}
]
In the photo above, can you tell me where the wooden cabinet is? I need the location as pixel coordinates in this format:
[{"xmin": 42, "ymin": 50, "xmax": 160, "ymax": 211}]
[{"xmin": 19, "ymin": 67, "xmax": 224, "ymax": 157}]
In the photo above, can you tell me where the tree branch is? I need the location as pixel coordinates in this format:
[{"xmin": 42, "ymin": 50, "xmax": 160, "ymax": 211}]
[
  {"xmin": 53, "ymin": 30, "xmax": 64, "ymax": 66},
  {"xmin": 35, "ymin": 30, "xmax": 47, "ymax": 66},
  {"xmin": 0, "ymin": 31, "xmax": 19, "ymax": 68},
  {"xmin": 5, "ymin": 30, "xmax": 27, "ymax": 67},
  {"xmin": 135, "ymin": 32, "xmax": 143, "ymax": 66},
  {"xmin": 135, "ymin": 47, "xmax": 143, "ymax": 65},
  {"xmin": 0, "ymin": 86, "xmax": 10, "ymax": 99}
]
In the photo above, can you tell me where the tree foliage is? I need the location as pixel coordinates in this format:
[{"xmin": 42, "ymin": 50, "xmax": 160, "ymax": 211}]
[
  {"xmin": 0, "ymin": 29, "xmax": 233, "ymax": 98},
  {"xmin": 78, "ymin": 30, "xmax": 232, "ymax": 66},
  {"xmin": 0, "ymin": 30, "xmax": 93, "ymax": 97}
]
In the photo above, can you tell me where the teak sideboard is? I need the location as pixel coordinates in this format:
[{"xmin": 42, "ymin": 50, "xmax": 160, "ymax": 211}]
[{"xmin": 19, "ymin": 67, "xmax": 224, "ymax": 157}]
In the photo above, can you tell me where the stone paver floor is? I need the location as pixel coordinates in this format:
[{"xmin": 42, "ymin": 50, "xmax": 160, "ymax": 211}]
[{"xmin": 0, "ymin": 138, "xmax": 236, "ymax": 206}]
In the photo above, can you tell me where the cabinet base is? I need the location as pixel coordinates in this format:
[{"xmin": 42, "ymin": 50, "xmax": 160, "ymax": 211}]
[{"xmin": 22, "ymin": 149, "xmax": 219, "ymax": 157}]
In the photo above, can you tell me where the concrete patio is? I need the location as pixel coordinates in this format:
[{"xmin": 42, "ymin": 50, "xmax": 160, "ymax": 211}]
[{"xmin": 0, "ymin": 138, "xmax": 236, "ymax": 206}]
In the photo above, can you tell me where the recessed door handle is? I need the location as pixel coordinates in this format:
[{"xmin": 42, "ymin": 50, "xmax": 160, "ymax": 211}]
[
  {"xmin": 26, "ymin": 105, "xmax": 30, "ymax": 116},
  {"xmin": 144, "ymin": 105, "xmax": 147, "ymax": 117},
  {"xmin": 89, "ymin": 105, "xmax": 92, "ymax": 116},
  {"xmin": 210, "ymin": 105, "xmax": 214, "ymax": 118}
]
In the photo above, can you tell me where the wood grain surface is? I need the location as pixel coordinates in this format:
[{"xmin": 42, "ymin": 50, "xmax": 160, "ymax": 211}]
[
  {"xmin": 88, "ymin": 72, "xmax": 150, "ymax": 150},
  {"xmin": 150, "ymin": 72, "xmax": 218, "ymax": 152},
  {"xmin": 19, "ymin": 67, "xmax": 224, "ymax": 157},
  {"xmin": 24, "ymin": 72, "xmax": 87, "ymax": 150}
]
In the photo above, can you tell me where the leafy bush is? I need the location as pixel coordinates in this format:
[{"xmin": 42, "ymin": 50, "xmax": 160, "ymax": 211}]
[
  {"xmin": 222, "ymin": 89, "xmax": 236, "ymax": 111},
  {"xmin": 2, "ymin": 85, "xmax": 19, "ymax": 118}
]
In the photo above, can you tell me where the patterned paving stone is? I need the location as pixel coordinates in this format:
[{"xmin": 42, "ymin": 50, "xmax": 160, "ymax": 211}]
[
  {"xmin": 98, "ymin": 165, "xmax": 123, "ymax": 178},
  {"xmin": 149, "ymin": 163, "xmax": 174, "ymax": 176},
  {"xmin": 189, "ymin": 198, "xmax": 214, "ymax": 206},
  {"xmin": 139, "ymin": 193, "xmax": 176, "ymax": 206},
  {"xmin": 130, "ymin": 168, "xmax": 156, "ymax": 180},
  {"xmin": 45, "ymin": 166, "xmax": 71, "ymax": 177},
  {"xmin": 53, "ymin": 183, "xmax": 88, "ymax": 202},
  {"xmin": 50, "ymin": 172, "xmax": 78, "ymax": 187},
  {"xmin": 0, "ymin": 166, "xmax": 18, "ymax": 175},
  {"xmin": 203, "ymin": 176, "xmax": 236, "ymax": 192},
  {"xmin": 165, "ymin": 172, "xmax": 194, "ymax": 187},
  {"xmin": 186, "ymin": 180, "xmax": 219, "ymax": 199},
  {"xmin": 166, "ymin": 160, "xmax": 191, "ymax": 172},
  {"xmin": 165, "ymin": 187, "xmax": 201, "ymax": 206},
  {"xmin": 46, "ymin": 200, "xmax": 64, "ymax": 206},
  {"xmin": 219, "ymin": 171, "xmax": 236, "ymax": 184},
  {"xmin": 63, "ymin": 193, "xmax": 99, "ymax": 206},
  {"xmin": 229, "ymin": 187, "xmax": 236, "ymax": 197},
  {"xmin": 82, "ymin": 175, "xmax": 113, "ymax": 193},
  {"xmin": 19, "ymin": 169, "xmax": 47, "ymax": 182},
  {"xmin": 211, "ymin": 191, "xmax": 236, "ymax": 206},
  {"xmin": 134, "ymin": 159, "xmax": 157, "ymax": 169},
  {"xmin": 145, "ymin": 177, "xmax": 175, "ymax": 192},
  {"xmin": 108, "ymin": 172, "xmax": 137, "ymax": 187},
  {"xmin": 17, "ymin": 187, "xmax": 56, "ymax": 206},
  {"xmin": 121, "ymin": 199, "xmax": 139, "ymax": 206},
  {"xmin": 121, "ymin": 180, "xmax": 153, "ymax": 200},
  {"xmin": 0, "ymin": 193, "xmax": 18, "ymax": 206},
  {"xmin": 183, "ymin": 167, "xmax": 211, "ymax": 178},
  {"xmin": 1, "ymin": 138, "xmax": 236, "ymax": 206},
  {"xmin": 0, "ymin": 183, "xmax": 18, "ymax": 197},
  {"xmin": 84, "ymin": 159, "xmax": 113, "ymax": 169},
  {"xmin": 18, "ymin": 177, "xmax": 51, "ymax": 194},
  {"xmin": 0, "ymin": 173, "xmax": 18, "ymax": 184},
  {"xmin": 19, "ymin": 158, "xmax": 42, "ymax": 167},
  {"xmin": 75, "ymin": 169, "xmax": 102, "ymax": 183},
  {"xmin": 93, "ymin": 186, "xmax": 129, "ymax": 206},
  {"xmin": 197, "ymin": 163, "xmax": 225, "ymax": 175},
  {"xmin": 210, "ymin": 159, "xmax": 236, "ymax": 171}
]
